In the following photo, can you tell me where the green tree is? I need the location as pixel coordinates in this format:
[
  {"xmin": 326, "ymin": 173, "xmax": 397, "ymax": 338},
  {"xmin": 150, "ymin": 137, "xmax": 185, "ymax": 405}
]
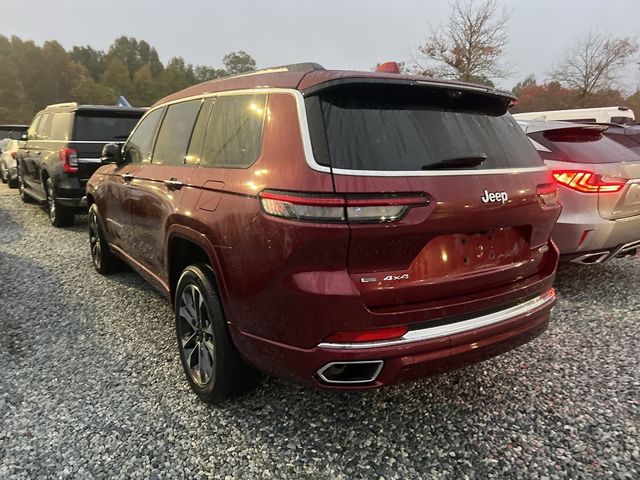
[
  {"xmin": 194, "ymin": 65, "xmax": 227, "ymax": 82},
  {"xmin": 131, "ymin": 64, "xmax": 161, "ymax": 106},
  {"xmin": 70, "ymin": 46, "xmax": 106, "ymax": 81},
  {"xmin": 102, "ymin": 58, "xmax": 132, "ymax": 97},
  {"xmin": 222, "ymin": 51, "xmax": 257, "ymax": 75},
  {"xmin": 159, "ymin": 57, "xmax": 195, "ymax": 95},
  {"xmin": 0, "ymin": 56, "xmax": 31, "ymax": 122}
]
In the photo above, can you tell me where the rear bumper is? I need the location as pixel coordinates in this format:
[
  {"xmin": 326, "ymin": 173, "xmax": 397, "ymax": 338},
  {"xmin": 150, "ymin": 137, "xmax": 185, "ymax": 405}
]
[
  {"xmin": 55, "ymin": 186, "xmax": 87, "ymax": 208},
  {"xmin": 232, "ymin": 288, "xmax": 555, "ymax": 389},
  {"xmin": 553, "ymin": 214, "xmax": 640, "ymax": 263}
]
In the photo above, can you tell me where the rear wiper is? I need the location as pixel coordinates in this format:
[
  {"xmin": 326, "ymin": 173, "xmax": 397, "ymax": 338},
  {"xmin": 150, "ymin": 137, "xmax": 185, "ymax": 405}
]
[
  {"xmin": 111, "ymin": 135, "xmax": 129, "ymax": 140},
  {"xmin": 422, "ymin": 154, "xmax": 487, "ymax": 170}
]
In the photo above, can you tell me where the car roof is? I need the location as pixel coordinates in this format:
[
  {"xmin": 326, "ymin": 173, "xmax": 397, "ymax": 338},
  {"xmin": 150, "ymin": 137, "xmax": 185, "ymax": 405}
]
[
  {"xmin": 153, "ymin": 62, "xmax": 516, "ymax": 107},
  {"xmin": 43, "ymin": 103, "xmax": 146, "ymax": 115}
]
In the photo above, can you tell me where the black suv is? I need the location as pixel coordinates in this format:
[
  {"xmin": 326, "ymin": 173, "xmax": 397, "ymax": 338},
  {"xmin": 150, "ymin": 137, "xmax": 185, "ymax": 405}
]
[{"xmin": 17, "ymin": 103, "xmax": 145, "ymax": 226}]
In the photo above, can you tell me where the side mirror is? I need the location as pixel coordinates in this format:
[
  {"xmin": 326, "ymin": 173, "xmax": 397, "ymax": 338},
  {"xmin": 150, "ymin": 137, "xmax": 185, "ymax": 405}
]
[
  {"xmin": 9, "ymin": 131, "xmax": 25, "ymax": 141},
  {"xmin": 101, "ymin": 142, "xmax": 124, "ymax": 165}
]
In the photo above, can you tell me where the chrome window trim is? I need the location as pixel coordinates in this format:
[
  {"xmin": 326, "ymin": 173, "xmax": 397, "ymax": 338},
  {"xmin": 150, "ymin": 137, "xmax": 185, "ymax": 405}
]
[
  {"xmin": 328, "ymin": 166, "xmax": 548, "ymax": 177},
  {"xmin": 147, "ymin": 87, "xmax": 548, "ymax": 177},
  {"xmin": 317, "ymin": 288, "xmax": 556, "ymax": 350}
]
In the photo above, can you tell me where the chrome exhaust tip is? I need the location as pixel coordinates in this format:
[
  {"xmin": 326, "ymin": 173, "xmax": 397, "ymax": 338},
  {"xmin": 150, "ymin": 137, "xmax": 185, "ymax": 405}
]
[
  {"xmin": 317, "ymin": 360, "xmax": 384, "ymax": 385},
  {"xmin": 616, "ymin": 239, "xmax": 640, "ymax": 256},
  {"xmin": 570, "ymin": 251, "xmax": 611, "ymax": 265}
]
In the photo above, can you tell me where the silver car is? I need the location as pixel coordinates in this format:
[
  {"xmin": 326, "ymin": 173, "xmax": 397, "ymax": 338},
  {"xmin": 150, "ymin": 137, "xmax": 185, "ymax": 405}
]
[
  {"xmin": 520, "ymin": 120, "xmax": 640, "ymax": 264},
  {"xmin": 0, "ymin": 139, "xmax": 20, "ymax": 188}
]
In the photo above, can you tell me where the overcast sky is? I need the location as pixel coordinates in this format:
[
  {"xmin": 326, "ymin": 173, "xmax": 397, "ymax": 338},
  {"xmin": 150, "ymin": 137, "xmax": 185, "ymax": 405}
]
[{"xmin": 2, "ymin": 0, "xmax": 639, "ymax": 91}]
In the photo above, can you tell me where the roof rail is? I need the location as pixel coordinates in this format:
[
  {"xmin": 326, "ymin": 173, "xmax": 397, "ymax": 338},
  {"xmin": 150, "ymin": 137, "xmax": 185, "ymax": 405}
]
[
  {"xmin": 45, "ymin": 102, "xmax": 78, "ymax": 109},
  {"xmin": 225, "ymin": 62, "xmax": 325, "ymax": 80},
  {"xmin": 263, "ymin": 62, "xmax": 325, "ymax": 73}
]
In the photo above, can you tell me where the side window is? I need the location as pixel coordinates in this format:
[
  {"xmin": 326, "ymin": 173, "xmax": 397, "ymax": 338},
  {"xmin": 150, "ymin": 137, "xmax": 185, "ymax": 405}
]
[
  {"xmin": 152, "ymin": 99, "xmax": 202, "ymax": 165},
  {"xmin": 185, "ymin": 98, "xmax": 215, "ymax": 165},
  {"xmin": 124, "ymin": 108, "xmax": 165, "ymax": 164},
  {"xmin": 37, "ymin": 113, "xmax": 53, "ymax": 140},
  {"xmin": 36, "ymin": 113, "xmax": 52, "ymax": 140},
  {"xmin": 27, "ymin": 115, "xmax": 41, "ymax": 140},
  {"xmin": 49, "ymin": 113, "xmax": 73, "ymax": 141},
  {"xmin": 201, "ymin": 94, "xmax": 267, "ymax": 168}
]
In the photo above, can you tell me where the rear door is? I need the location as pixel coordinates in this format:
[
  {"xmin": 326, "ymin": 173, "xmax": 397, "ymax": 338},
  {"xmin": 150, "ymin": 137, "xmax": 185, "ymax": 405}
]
[
  {"xmin": 29, "ymin": 113, "xmax": 52, "ymax": 195},
  {"xmin": 306, "ymin": 83, "xmax": 558, "ymax": 309},
  {"xmin": 128, "ymin": 99, "xmax": 202, "ymax": 277}
]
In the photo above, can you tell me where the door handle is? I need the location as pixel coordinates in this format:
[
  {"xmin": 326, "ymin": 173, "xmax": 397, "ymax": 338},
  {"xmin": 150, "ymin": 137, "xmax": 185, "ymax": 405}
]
[
  {"xmin": 122, "ymin": 172, "xmax": 134, "ymax": 182},
  {"xmin": 164, "ymin": 178, "xmax": 184, "ymax": 190}
]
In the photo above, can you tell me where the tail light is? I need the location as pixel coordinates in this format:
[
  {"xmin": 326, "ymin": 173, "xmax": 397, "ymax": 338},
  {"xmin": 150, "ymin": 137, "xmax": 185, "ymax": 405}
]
[
  {"xmin": 536, "ymin": 183, "xmax": 560, "ymax": 208},
  {"xmin": 10, "ymin": 151, "xmax": 16, "ymax": 159},
  {"xmin": 259, "ymin": 190, "xmax": 429, "ymax": 223},
  {"xmin": 323, "ymin": 325, "xmax": 408, "ymax": 343},
  {"xmin": 59, "ymin": 148, "xmax": 79, "ymax": 174},
  {"xmin": 553, "ymin": 170, "xmax": 627, "ymax": 193}
]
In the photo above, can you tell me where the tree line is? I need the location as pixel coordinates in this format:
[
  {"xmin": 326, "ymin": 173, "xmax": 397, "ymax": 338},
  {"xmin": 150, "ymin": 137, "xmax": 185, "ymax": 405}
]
[
  {"xmin": 2, "ymin": 2, "xmax": 640, "ymax": 125},
  {"xmin": 0, "ymin": 35, "xmax": 257, "ymax": 123}
]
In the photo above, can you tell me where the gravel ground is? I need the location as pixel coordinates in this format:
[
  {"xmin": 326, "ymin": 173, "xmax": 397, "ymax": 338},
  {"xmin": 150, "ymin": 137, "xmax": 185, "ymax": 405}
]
[{"xmin": 0, "ymin": 182, "xmax": 638, "ymax": 480}]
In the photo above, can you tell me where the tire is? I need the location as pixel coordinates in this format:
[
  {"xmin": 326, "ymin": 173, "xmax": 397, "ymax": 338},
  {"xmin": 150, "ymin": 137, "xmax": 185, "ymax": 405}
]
[
  {"xmin": 88, "ymin": 203, "xmax": 123, "ymax": 274},
  {"xmin": 0, "ymin": 161, "xmax": 7, "ymax": 183},
  {"xmin": 175, "ymin": 264, "xmax": 260, "ymax": 403},
  {"xmin": 17, "ymin": 166, "xmax": 35, "ymax": 203},
  {"xmin": 8, "ymin": 176, "xmax": 19, "ymax": 189},
  {"xmin": 45, "ymin": 177, "xmax": 74, "ymax": 227}
]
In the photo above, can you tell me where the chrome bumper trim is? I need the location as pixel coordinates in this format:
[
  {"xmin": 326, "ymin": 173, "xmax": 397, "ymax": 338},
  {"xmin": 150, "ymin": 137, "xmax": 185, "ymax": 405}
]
[{"xmin": 318, "ymin": 288, "xmax": 556, "ymax": 350}]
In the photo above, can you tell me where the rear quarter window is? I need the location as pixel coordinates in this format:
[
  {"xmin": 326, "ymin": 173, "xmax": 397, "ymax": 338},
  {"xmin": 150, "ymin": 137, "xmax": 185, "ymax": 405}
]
[
  {"xmin": 306, "ymin": 85, "xmax": 542, "ymax": 172},
  {"xmin": 50, "ymin": 113, "xmax": 73, "ymax": 141}
]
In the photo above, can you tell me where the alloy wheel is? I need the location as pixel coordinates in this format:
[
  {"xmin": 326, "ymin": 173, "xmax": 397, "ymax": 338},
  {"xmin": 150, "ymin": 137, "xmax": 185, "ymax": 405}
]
[
  {"xmin": 178, "ymin": 284, "xmax": 215, "ymax": 386},
  {"xmin": 88, "ymin": 210, "xmax": 102, "ymax": 270},
  {"xmin": 46, "ymin": 181, "xmax": 56, "ymax": 222}
]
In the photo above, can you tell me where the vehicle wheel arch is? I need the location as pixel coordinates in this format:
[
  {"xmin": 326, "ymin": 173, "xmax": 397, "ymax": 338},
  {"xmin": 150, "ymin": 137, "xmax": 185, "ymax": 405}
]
[{"xmin": 166, "ymin": 226, "xmax": 227, "ymax": 310}]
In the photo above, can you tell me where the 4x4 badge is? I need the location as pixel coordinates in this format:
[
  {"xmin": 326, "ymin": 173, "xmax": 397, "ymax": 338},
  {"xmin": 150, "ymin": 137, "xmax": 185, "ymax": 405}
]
[{"xmin": 481, "ymin": 190, "xmax": 509, "ymax": 204}]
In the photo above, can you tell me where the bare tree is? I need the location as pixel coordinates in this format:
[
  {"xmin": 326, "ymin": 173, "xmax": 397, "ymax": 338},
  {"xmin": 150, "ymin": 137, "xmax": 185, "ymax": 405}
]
[
  {"xmin": 414, "ymin": 0, "xmax": 510, "ymax": 85},
  {"xmin": 551, "ymin": 31, "xmax": 638, "ymax": 98}
]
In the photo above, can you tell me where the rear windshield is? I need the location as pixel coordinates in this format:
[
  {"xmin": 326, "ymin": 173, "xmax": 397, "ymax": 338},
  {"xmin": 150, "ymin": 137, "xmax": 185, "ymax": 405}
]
[
  {"xmin": 74, "ymin": 114, "xmax": 142, "ymax": 141},
  {"xmin": 306, "ymin": 84, "xmax": 542, "ymax": 171},
  {"xmin": 530, "ymin": 128, "xmax": 640, "ymax": 164},
  {"xmin": 605, "ymin": 133, "xmax": 640, "ymax": 155}
]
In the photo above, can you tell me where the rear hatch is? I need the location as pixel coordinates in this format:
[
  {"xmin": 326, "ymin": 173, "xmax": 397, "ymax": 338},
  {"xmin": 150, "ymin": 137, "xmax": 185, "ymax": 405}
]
[
  {"xmin": 72, "ymin": 111, "xmax": 142, "ymax": 184},
  {"xmin": 529, "ymin": 126, "xmax": 640, "ymax": 220},
  {"xmin": 305, "ymin": 82, "xmax": 559, "ymax": 309}
]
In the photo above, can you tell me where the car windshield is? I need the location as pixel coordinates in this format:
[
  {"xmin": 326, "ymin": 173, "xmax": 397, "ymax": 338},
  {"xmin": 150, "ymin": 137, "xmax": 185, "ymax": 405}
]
[
  {"xmin": 74, "ymin": 114, "xmax": 141, "ymax": 141},
  {"xmin": 306, "ymin": 84, "xmax": 542, "ymax": 171}
]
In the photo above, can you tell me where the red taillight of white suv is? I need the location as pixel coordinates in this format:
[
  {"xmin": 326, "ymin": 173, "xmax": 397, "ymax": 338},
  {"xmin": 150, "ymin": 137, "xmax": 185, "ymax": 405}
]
[{"xmin": 553, "ymin": 170, "xmax": 627, "ymax": 193}]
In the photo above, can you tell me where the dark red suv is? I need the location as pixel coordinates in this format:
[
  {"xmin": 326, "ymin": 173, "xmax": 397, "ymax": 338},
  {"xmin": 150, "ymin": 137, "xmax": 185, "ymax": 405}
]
[{"xmin": 86, "ymin": 63, "xmax": 561, "ymax": 402}]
